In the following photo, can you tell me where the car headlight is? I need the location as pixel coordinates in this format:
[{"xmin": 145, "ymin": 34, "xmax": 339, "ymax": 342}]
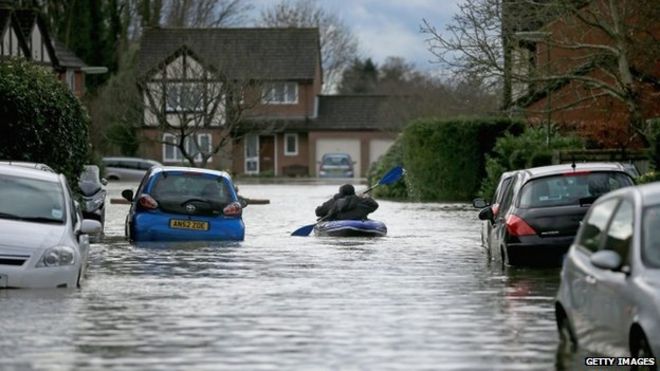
[
  {"xmin": 36, "ymin": 246, "xmax": 76, "ymax": 267},
  {"xmin": 85, "ymin": 198, "xmax": 103, "ymax": 211}
]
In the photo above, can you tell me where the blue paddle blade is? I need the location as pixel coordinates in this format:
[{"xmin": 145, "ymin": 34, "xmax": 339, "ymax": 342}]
[
  {"xmin": 291, "ymin": 223, "xmax": 315, "ymax": 237},
  {"xmin": 378, "ymin": 166, "xmax": 404, "ymax": 185}
]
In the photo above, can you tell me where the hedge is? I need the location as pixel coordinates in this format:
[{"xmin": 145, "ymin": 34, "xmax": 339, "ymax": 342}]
[
  {"xmin": 367, "ymin": 137, "xmax": 407, "ymax": 199},
  {"xmin": 0, "ymin": 58, "xmax": 89, "ymax": 185},
  {"xmin": 401, "ymin": 117, "xmax": 523, "ymax": 201}
]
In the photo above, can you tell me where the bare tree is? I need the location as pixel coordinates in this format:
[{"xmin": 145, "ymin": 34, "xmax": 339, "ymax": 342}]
[
  {"xmin": 421, "ymin": 0, "xmax": 660, "ymax": 146},
  {"xmin": 260, "ymin": 0, "xmax": 358, "ymax": 93},
  {"xmin": 139, "ymin": 51, "xmax": 268, "ymax": 168},
  {"xmin": 163, "ymin": 0, "xmax": 252, "ymax": 27}
]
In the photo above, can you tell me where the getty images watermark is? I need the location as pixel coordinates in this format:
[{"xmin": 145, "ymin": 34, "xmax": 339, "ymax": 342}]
[{"xmin": 585, "ymin": 357, "xmax": 656, "ymax": 367}]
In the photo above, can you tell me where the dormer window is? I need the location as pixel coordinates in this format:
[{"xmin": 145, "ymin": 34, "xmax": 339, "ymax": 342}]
[{"xmin": 262, "ymin": 82, "xmax": 298, "ymax": 104}]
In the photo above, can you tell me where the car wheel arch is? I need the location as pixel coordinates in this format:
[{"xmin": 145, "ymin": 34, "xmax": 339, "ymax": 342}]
[
  {"xmin": 629, "ymin": 323, "xmax": 654, "ymax": 358},
  {"xmin": 555, "ymin": 302, "xmax": 578, "ymax": 351}
]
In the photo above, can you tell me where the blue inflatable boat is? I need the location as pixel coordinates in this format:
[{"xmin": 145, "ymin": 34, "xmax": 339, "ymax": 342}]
[{"xmin": 313, "ymin": 219, "xmax": 387, "ymax": 237}]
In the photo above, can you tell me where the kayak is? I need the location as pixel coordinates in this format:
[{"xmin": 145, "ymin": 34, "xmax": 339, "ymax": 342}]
[{"xmin": 314, "ymin": 219, "xmax": 387, "ymax": 237}]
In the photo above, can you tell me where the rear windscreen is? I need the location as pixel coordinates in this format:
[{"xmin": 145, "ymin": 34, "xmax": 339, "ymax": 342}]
[
  {"xmin": 151, "ymin": 173, "xmax": 234, "ymax": 204},
  {"xmin": 518, "ymin": 172, "xmax": 633, "ymax": 208}
]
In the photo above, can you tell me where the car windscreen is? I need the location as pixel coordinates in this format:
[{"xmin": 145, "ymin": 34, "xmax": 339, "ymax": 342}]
[
  {"xmin": 642, "ymin": 205, "xmax": 660, "ymax": 269},
  {"xmin": 518, "ymin": 171, "xmax": 633, "ymax": 208},
  {"xmin": 323, "ymin": 156, "xmax": 350, "ymax": 166},
  {"xmin": 0, "ymin": 174, "xmax": 65, "ymax": 224},
  {"xmin": 150, "ymin": 173, "xmax": 235, "ymax": 205}
]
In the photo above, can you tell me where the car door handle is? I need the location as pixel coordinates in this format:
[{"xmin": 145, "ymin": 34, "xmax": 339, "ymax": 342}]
[{"xmin": 585, "ymin": 275, "xmax": 597, "ymax": 285}]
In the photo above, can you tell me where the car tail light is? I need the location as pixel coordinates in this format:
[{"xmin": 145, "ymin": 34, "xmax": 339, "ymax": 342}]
[
  {"xmin": 223, "ymin": 202, "xmax": 242, "ymax": 216},
  {"xmin": 506, "ymin": 215, "xmax": 536, "ymax": 236},
  {"xmin": 137, "ymin": 194, "xmax": 158, "ymax": 210},
  {"xmin": 492, "ymin": 203, "xmax": 500, "ymax": 217}
]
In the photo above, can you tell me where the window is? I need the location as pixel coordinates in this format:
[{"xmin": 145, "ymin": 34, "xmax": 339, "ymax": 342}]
[
  {"xmin": 284, "ymin": 133, "xmax": 298, "ymax": 156},
  {"xmin": 165, "ymin": 82, "xmax": 205, "ymax": 112},
  {"xmin": 245, "ymin": 135, "xmax": 259, "ymax": 174},
  {"xmin": 162, "ymin": 133, "xmax": 213, "ymax": 163},
  {"xmin": 262, "ymin": 82, "xmax": 298, "ymax": 104},
  {"xmin": 642, "ymin": 205, "xmax": 660, "ymax": 268},
  {"xmin": 65, "ymin": 70, "xmax": 75, "ymax": 92},
  {"xmin": 602, "ymin": 200, "xmax": 633, "ymax": 264},
  {"xmin": 518, "ymin": 172, "xmax": 633, "ymax": 208},
  {"xmin": 577, "ymin": 199, "xmax": 619, "ymax": 253}
]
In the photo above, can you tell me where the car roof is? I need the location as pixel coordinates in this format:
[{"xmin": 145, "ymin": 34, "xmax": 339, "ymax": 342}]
[
  {"xmin": 0, "ymin": 161, "xmax": 55, "ymax": 173},
  {"xmin": 0, "ymin": 164, "xmax": 61, "ymax": 182},
  {"xmin": 634, "ymin": 183, "xmax": 660, "ymax": 206},
  {"xmin": 103, "ymin": 157, "xmax": 161, "ymax": 164},
  {"xmin": 150, "ymin": 166, "xmax": 233, "ymax": 180},
  {"xmin": 519, "ymin": 162, "xmax": 628, "ymax": 179}
]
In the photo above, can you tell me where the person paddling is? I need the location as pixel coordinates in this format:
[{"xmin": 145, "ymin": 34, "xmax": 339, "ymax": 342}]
[{"xmin": 315, "ymin": 184, "xmax": 378, "ymax": 221}]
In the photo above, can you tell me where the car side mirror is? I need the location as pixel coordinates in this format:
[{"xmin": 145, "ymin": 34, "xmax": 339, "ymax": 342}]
[
  {"xmin": 590, "ymin": 250, "xmax": 622, "ymax": 271},
  {"xmin": 121, "ymin": 189, "xmax": 134, "ymax": 202},
  {"xmin": 478, "ymin": 207, "xmax": 494, "ymax": 221},
  {"xmin": 81, "ymin": 219, "xmax": 102, "ymax": 235},
  {"xmin": 472, "ymin": 198, "xmax": 489, "ymax": 209},
  {"xmin": 101, "ymin": 178, "xmax": 108, "ymax": 186}
]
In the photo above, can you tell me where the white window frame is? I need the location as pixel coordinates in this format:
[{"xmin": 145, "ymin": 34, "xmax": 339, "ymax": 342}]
[
  {"xmin": 261, "ymin": 82, "xmax": 298, "ymax": 104},
  {"xmin": 244, "ymin": 134, "xmax": 259, "ymax": 174},
  {"xmin": 162, "ymin": 133, "xmax": 213, "ymax": 163},
  {"xmin": 284, "ymin": 133, "xmax": 298, "ymax": 156}
]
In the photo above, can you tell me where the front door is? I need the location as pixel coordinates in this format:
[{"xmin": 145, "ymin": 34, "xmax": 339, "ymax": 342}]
[{"xmin": 259, "ymin": 135, "xmax": 274, "ymax": 174}]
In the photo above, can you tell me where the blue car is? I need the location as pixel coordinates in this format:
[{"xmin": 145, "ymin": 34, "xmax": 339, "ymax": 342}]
[{"xmin": 122, "ymin": 167, "xmax": 245, "ymax": 242}]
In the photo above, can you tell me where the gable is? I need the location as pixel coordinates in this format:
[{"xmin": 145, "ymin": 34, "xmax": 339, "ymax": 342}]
[{"xmin": 1, "ymin": 23, "xmax": 23, "ymax": 57}]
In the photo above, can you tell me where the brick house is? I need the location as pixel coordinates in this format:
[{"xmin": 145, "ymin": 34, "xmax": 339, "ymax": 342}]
[
  {"xmin": 136, "ymin": 27, "xmax": 397, "ymax": 177},
  {"xmin": 510, "ymin": 0, "xmax": 660, "ymax": 148},
  {"xmin": 0, "ymin": 5, "xmax": 103, "ymax": 97}
]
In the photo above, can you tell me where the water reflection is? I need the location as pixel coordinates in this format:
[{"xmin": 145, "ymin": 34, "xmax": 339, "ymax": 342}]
[{"xmin": 0, "ymin": 183, "xmax": 574, "ymax": 370}]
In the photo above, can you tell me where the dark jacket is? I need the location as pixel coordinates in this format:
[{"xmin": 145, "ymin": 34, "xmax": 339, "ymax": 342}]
[{"xmin": 315, "ymin": 193, "xmax": 379, "ymax": 221}]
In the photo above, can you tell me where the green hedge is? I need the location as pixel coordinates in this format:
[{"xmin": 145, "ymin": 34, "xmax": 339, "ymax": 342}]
[
  {"xmin": 0, "ymin": 59, "xmax": 89, "ymax": 184},
  {"xmin": 367, "ymin": 137, "xmax": 407, "ymax": 199},
  {"xmin": 401, "ymin": 117, "xmax": 523, "ymax": 201}
]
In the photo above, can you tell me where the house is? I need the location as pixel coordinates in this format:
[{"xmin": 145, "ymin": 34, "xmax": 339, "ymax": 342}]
[
  {"xmin": 0, "ymin": 4, "xmax": 105, "ymax": 97},
  {"xmin": 509, "ymin": 0, "xmax": 660, "ymax": 148},
  {"xmin": 135, "ymin": 27, "xmax": 398, "ymax": 177}
]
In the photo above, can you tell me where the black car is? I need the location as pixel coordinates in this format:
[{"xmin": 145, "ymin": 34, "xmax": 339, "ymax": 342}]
[{"xmin": 473, "ymin": 163, "xmax": 635, "ymax": 266}]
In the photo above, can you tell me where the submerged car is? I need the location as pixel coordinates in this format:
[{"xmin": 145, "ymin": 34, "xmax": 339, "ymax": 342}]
[
  {"xmin": 474, "ymin": 163, "xmax": 635, "ymax": 266},
  {"xmin": 555, "ymin": 183, "xmax": 660, "ymax": 361},
  {"xmin": 474, "ymin": 170, "xmax": 518, "ymax": 251},
  {"xmin": 0, "ymin": 160, "xmax": 55, "ymax": 173},
  {"xmin": 0, "ymin": 165, "xmax": 101, "ymax": 288},
  {"xmin": 318, "ymin": 153, "xmax": 355, "ymax": 178},
  {"xmin": 79, "ymin": 165, "xmax": 108, "ymax": 227},
  {"xmin": 102, "ymin": 157, "xmax": 162, "ymax": 182},
  {"xmin": 123, "ymin": 167, "xmax": 245, "ymax": 242}
]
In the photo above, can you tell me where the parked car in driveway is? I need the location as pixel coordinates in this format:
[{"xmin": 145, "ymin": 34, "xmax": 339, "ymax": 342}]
[
  {"xmin": 0, "ymin": 165, "xmax": 102, "ymax": 288},
  {"xmin": 122, "ymin": 166, "xmax": 245, "ymax": 242},
  {"xmin": 318, "ymin": 153, "xmax": 355, "ymax": 178},
  {"xmin": 78, "ymin": 165, "xmax": 107, "ymax": 229},
  {"xmin": 555, "ymin": 182, "xmax": 660, "ymax": 362},
  {"xmin": 102, "ymin": 157, "xmax": 161, "ymax": 182},
  {"xmin": 473, "ymin": 163, "xmax": 635, "ymax": 266}
]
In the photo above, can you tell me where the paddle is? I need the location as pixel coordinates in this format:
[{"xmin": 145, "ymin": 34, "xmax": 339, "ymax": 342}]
[{"xmin": 291, "ymin": 166, "xmax": 405, "ymax": 237}]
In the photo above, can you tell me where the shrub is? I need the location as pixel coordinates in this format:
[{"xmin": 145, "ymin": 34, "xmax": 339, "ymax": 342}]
[
  {"xmin": 0, "ymin": 58, "xmax": 89, "ymax": 184},
  {"xmin": 479, "ymin": 127, "xmax": 583, "ymax": 200},
  {"xmin": 401, "ymin": 117, "xmax": 523, "ymax": 201},
  {"xmin": 367, "ymin": 137, "xmax": 407, "ymax": 199}
]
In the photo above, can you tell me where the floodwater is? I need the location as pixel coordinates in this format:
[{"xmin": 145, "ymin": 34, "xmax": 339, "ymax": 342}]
[{"xmin": 0, "ymin": 182, "xmax": 584, "ymax": 370}]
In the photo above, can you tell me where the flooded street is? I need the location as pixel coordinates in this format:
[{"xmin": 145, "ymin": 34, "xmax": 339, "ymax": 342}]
[{"xmin": 1, "ymin": 182, "xmax": 569, "ymax": 370}]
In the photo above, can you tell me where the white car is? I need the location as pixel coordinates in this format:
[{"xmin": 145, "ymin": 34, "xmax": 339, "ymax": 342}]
[
  {"xmin": 0, "ymin": 164, "xmax": 101, "ymax": 288},
  {"xmin": 556, "ymin": 183, "xmax": 660, "ymax": 361}
]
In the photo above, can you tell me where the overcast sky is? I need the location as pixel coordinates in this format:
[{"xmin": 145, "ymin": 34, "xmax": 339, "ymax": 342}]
[{"xmin": 251, "ymin": 0, "xmax": 462, "ymax": 71}]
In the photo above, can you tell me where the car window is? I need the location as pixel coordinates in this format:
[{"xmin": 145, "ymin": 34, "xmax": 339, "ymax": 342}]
[
  {"xmin": 577, "ymin": 199, "xmax": 619, "ymax": 253},
  {"xmin": 497, "ymin": 175, "xmax": 518, "ymax": 219},
  {"xmin": 518, "ymin": 172, "xmax": 633, "ymax": 208},
  {"xmin": 323, "ymin": 155, "xmax": 350, "ymax": 166},
  {"xmin": 0, "ymin": 174, "xmax": 65, "ymax": 224},
  {"xmin": 642, "ymin": 205, "xmax": 660, "ymax": 268},
  {"xmin": 601, "ymin": 200, "xmax": 633, "ymax": 264},
  {"xmin": 151, "ymin": 173, "xmax": 233, "ymax": 204},
  {"xmin": 492, "ymin": 176, "xmax": 513, "ymax": 205},
  {"xmin": 139, "ymin": 161, "xmax": 155, "ymax": 171}
]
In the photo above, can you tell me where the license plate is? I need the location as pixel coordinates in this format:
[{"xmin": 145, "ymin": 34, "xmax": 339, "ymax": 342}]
[
  {"xmin": 169, "ymin": 219, "xmax": 209, "ymax": 231},
  {"xmin": 0, "ymin": 274, "xmax": 7, "ymax": 288}
]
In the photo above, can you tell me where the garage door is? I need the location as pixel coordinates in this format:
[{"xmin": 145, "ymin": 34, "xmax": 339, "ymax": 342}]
[
  {"xmin": 316, "ymin": 139, "xmax": 361, "ymax": 177},
  {"xmin": 369, "ymin": 139, "xmax": 395, "ymax": 166}
]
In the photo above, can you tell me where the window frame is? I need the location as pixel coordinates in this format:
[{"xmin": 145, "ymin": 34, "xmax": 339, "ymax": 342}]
[
  {"xmin": 165, "ymin": 82, "xmax": 206, "ymax": 113},
  {"xmin": 284, "ymin": 133, "xmax": 299, "ymax": 156},
  {"xmin": 576, "ymin": 198, "xmax": 621, "ymax": 254},
  {"xmin": 261, "ymin": 82, "xmax": 298, "ymax": 105},
  {"xmin": 600, "ymin": 198, "xmax": 634, "ymax": 265},
  {"xmin": 162, "ymin": 133, "xmax": 213, "ymax": 163}
]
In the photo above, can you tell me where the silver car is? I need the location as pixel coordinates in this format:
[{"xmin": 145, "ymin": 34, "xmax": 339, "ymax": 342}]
[
  {"xmin": 0, "ymin": 165, "xmax": 101, "ymax": 288},
  {"xmin": 102, "ymin": 157, "xmax": 162, "ymax": 182},
  {"xmin": 556, "ymin": 183, "xmax": 660, "ymax": 360}
]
